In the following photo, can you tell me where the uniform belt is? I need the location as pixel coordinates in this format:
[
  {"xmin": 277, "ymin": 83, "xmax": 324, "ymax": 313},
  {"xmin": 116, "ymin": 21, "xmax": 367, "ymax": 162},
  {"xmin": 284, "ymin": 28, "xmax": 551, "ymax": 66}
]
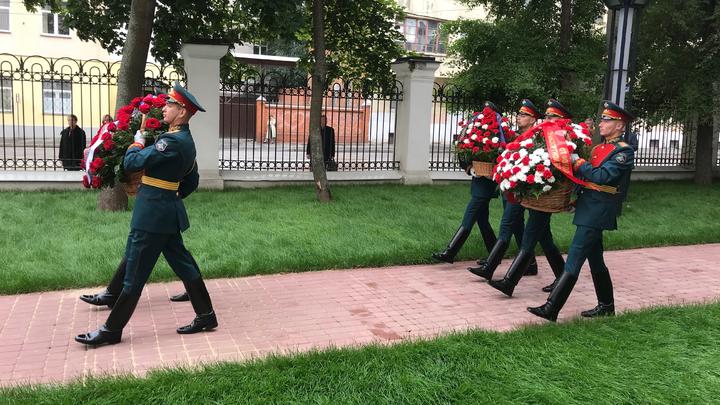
[
  {"xmin": 584, "ymin": 182, "xmax": 618, "ymax": 194},
  {"xmin": 141, "ymin": 175, "xmax": 180, "ymax": 191}
]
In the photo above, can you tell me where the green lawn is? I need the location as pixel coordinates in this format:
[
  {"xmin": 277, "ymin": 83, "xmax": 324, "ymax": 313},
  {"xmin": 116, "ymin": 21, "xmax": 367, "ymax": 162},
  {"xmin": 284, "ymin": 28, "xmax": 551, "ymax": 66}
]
[
  {"xmin": 3, "ymin": 302, "xmax": 719, "ymax": 404},
  {"xmin": 1, "ymin": 181, "xmax": 719, "ymax": 294}
]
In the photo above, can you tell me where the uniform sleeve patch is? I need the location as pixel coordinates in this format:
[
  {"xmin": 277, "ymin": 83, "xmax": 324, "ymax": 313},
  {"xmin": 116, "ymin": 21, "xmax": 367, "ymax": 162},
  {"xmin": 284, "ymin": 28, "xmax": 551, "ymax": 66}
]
[
  {"xmin": 155, "ymin": 139, "xmax": 168, "ymax": 152},
  {"xmin": 615, "ymin": 153, "xmax": 627, "ymax": 164}
]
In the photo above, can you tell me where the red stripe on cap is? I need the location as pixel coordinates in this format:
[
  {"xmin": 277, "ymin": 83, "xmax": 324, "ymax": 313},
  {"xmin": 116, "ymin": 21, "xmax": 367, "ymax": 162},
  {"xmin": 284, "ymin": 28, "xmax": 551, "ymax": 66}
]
[
  {"xmin": 602, "ymin": 108, "xmax": 625, "ymax": 120},
  {"xmin": 168, "ymin": 89, "xmax": 198, "ymax": 115},
  {"xmin": 519, "ymin": 106, "xmax": 540, "ymax": 118},
  {"xmin": 545, "ymin": 107, "xmax": 568, "ymax": 118}
]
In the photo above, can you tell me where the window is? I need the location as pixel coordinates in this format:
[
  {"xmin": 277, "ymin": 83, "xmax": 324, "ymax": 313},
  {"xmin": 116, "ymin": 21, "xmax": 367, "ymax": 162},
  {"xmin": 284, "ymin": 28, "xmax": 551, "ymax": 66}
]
[
  {"xmin": 0, "ymin": 77, "xmax": 12, "ymax": 112},
  {"xmin": 41, "ymin": 5, "xmax": 69, "ymax": 36},
  {"xmin": 253, "ymin": 43, "xmax": 267, "ymax": 55},
  {"xmin": 43, "ymin": 81, "xmax": 72, "ymax": 114},
  {"xmin": 401, "ymin": 17, "xmax": 447, "ymax": 54},
  {"xmin": 649, "ymin": 139, "xmax": 659, "ymax": 149},
  {"xmin": 669, "ymin": 140, "xmax": 679, "ymax": 149},
  {"xmin": 0, "ymin": 0, "xmax": 9, "ymax": 32}
]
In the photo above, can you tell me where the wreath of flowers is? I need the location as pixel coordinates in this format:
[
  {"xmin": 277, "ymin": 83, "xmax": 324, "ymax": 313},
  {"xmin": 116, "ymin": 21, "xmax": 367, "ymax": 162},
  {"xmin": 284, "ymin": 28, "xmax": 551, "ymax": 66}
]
[
  {"xmin": 456, "ymin": 105, "xmax": 517, "ymax": 165},
  {"xmin": 81, "ymin": 94, "xmax": 168, "ymax": 189},
  {"xmin": 492, "ymin": 119, "xmax": 592, "ymax": 199}
]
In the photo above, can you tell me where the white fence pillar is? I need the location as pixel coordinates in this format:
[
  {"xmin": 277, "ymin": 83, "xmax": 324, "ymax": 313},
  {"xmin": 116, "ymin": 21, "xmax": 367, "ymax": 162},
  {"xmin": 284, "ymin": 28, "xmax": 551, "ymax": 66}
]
[
  {"xmin": 391, "ymin": 57, "xmax": 441, "ymax": 184},
  {"xmin": 180, "ymin": 42, "xmax": 229, "ymax": 189}
]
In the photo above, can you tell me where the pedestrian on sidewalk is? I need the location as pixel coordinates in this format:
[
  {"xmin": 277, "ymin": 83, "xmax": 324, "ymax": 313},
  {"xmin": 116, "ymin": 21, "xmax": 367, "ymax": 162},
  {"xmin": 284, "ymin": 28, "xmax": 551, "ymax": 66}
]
[
  {"xmin": 76, "ymin": 83, "xmax": 218, "ymax": 346},
  {"xmin": 431, "ymin": 101, "xmax": 501, "ymax": 265},
  {"xmin": 59, "ymin": 114, "xmax": 86, "ymax": 170},
  {"xmin": 528, "ymin": 101, "xmax": 635, "ymax": 321},
  {"xmin": 467, "ymin": 99, "xmax": 565, "ymax": 288},
  {"xmin": 484, "ymin": 99, "xmax": 572, "ymax": 296}
]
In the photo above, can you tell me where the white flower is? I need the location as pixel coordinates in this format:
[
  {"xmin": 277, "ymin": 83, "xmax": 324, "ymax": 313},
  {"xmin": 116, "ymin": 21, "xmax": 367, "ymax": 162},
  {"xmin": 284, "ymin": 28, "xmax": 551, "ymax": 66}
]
[
  {"xmin": 500, "ymin": 179, "xmax": 511, "ymax": 191},
  {"xmin": 520, "ymin": 139, "xmax": 533, "ymax": 147},
  {"xmin": 548, "ymin": 176, "xmax": 556, "ymax": 183},
  {"xmin": 478, "ymin": 114, "xmax": 484, "ymax": 120},
  {"xmin": 463, "ymin": 139, "xmax": 471, "ymax": 144},
  {"xmin": 516, "ymin": 173, "xmax": 527, "ymax": 182},
  {"xmin": 533, "ymin": 148, "xmax": 545, "ymax": 156},
  {"xmin": 519, "ymin": 149, "xmax": 528, "ymax": 157},
  {"xmin": 501, "ymin": 122, "xmax": 508, "ymax": 127},
  {"xmin": 530, "ymin": 155, "xmax": 541, "ymax": 165},
  {"xmin": 543, "ymin": 159, "xmax": 551, "ymax": 166},
  {"xmin": 491, "ymin": 137, "xmax": 499, "ymax": 144},
  {"xmin": 521, "ymin": 165, "xmax": 530, "ymax": 174},
  {"xmin": 475, "ymin": 122, "xmax": 482, "ymax": 127},
  {"xmin": 481, "ymin": 124, "xmax": 489, "ymax": 130},
  {"xmin": 542, "ymin": 153, "xmax": 550, "ymax": 160},
  {"xmin": 536, "ymin": 176, "xmax": 545, "ymax": 184},
  {"xmin": 542, "ymin": 185, "xmax": 552, "ymax": 192},
  {"xmin": 470, "ymin": 134, "xmax": 478, "ymax": 141},
  {"xmin": 567, "ymin": 141, "xmax": 577, "ymax": 151}
]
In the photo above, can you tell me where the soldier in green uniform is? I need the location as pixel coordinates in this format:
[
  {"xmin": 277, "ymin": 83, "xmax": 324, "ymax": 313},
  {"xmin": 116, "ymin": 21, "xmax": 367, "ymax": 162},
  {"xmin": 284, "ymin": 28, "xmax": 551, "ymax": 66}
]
[
  {"xmin": 468, "ymin": 99, "xmax": 565, "ymax": 286},
  {"xmin": 431, "ymin": 101, "xmax": 501, "ymax": 265},
  {"xmin": 528, "ymin": 101, "xmax": 634, "ymax": 321},
  {"xmin": 485, "ymin": 99, "xmax": 571, "ymax": 296},
  {"xmin": 76, "ymin": 83, "xmax": 217, "ymax": 346}
]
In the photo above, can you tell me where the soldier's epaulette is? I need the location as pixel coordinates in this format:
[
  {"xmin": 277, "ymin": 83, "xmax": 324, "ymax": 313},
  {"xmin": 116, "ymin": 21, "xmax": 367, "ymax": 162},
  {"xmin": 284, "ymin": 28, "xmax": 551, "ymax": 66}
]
[{"xmin": 617, "ymin": 142, "xmax": 629, "ymax": 148}]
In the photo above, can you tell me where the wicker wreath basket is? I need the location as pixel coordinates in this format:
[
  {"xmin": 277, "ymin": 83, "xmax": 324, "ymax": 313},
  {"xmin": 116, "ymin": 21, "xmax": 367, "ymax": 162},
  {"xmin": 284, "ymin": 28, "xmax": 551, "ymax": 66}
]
[
  {"xmin": 472, "ymin": 161, "xmax": 495, "ymax": 178},
  {"xmin": 122, "ymin": 171, "xmax": 144, "ymax": 196},
  {"xmin": 520, "ymin": 180, "xmax": 573, "ymax": 213}
]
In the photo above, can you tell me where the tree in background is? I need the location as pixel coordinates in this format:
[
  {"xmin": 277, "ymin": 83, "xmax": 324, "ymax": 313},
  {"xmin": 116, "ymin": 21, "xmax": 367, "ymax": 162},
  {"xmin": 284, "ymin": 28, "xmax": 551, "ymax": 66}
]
[
  {"xmin": 631, "ymin": 0, "xmax": 719, "ymax": 185},
  {"xmin": 444, "ymin": 0, "xmax": 606, "ymax": 118}
]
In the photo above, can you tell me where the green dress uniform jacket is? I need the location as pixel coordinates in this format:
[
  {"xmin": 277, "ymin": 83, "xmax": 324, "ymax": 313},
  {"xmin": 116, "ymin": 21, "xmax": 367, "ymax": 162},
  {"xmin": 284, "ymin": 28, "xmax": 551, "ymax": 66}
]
[
  {"xmin": 124, "ymin": 124, "xmax": 199, "ymax": 234},
  {"xmin": 572, "ymin": 142, "xmax": 634, "ymax": 230}
]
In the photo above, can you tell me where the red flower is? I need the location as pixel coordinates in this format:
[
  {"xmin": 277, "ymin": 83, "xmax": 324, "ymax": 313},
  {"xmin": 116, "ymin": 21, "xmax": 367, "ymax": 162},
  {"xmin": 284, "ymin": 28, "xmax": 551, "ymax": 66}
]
[
  {"xmin": 130, "ymin": 97, "xmax": 142, "ymax": 107},
  {"xmin": 157, "ymin": 93, "xmax": 168, "ymax": 100},
  {"xmin": 101, "ymin": 132, "xmax": 112, "ymax": 141},
  {"xmin": 145, "ymin": 117, "xmax": 161, "ymax": 130},
  {"xmin": 91, "ymin": 176, "xmax": 102, "ymax": 188},
  {"xmin": 502, "ymin": 171, "xmax": 512, "ymax": 179},
  {"xmin": 511, "ymin": 166, "xmax": 521, "ymax": 174},
  {"xmin": 82, "ymin": 175, "xmax": 91, "ymax": 188},
  {"xmin": 509, "ymin": 181, "xmax": 517, "ymax": 189},
  {"xmin": 116, "ymin": 112, "xmax": 131, "ymax": 125},
  {"xmin": 142, "ymin": 94, "xmax": 155, "ymax": 103},
  {"xmin": 106, "ymin": 122, "xmax": 116, "ymax": 132},
  {"xmin": 120, "ymin": 105, "xmax": 134, "ymax": 115},
  {"xmin": 483, "ymin": 145, "xmax": 491, "ymax": 152},
  {"xmin": 544, "ymin": 169, "xmax": 553, "ymax": 178},
  {"xmin": 138, "ymin": 103, "xmax": 151, "ymax": 114},
  {"xmin": 472, "ymin": 146, "xmax": 480, "ymax": 153},
  {"xmin": 117, "ymin": 121, "xmax": 130, "ymax": 131},
  {"xmin": 536, "ymin": 164, "xmax": 546, "ymax": 172},
  {"xmin": 527, "ymin": 174, "xmax": 535, "ymax": 184},
  {"xmin": 90, "ymin": 157, "xmax": 104, "ymax": 172},
  {"xmin": 583, "ymin": 138, "xmax": 592, "ymax": 145},
  {"xmin": 458, "ymin": 120, "xmax": 465, "ymax": 126},
  {"xmin": 151, "ymin": 97, "xmax": 166, "ymax": 108},
  {"xmin": 512, "ymin": 152, "xmax": 521, "ymax": 161},
  {"xmin": 103, "ymin": 140, "xmax": 115, "ymax": 151},
  {"xmin": 521, "ymin": 156, "xmax": 530, "ymax": 165}
]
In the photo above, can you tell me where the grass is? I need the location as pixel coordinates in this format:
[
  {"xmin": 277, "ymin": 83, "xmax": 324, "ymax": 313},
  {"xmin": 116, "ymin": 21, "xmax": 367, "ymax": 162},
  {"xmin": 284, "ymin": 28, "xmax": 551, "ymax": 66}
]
[
  {"xmin": 1, "ymin": 180, "xmax": 719, "ymax": 295},
  {"xmin": 3, "ymin": 302, "xmax": 720, "ymax": 404}
]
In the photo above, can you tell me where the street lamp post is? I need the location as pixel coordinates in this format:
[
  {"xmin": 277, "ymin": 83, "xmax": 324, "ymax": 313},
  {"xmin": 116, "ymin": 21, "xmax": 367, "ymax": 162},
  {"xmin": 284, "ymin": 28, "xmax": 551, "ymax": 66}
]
[{"xmin": 603, "ymin": 0, "xmax": 650, "ymax": 108}]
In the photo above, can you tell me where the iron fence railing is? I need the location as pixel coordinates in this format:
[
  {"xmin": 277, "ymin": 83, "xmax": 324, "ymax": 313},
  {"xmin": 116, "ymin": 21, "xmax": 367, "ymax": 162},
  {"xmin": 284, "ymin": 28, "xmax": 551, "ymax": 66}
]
[
  {"xmin": 219, "ymin": 73, "xmax": 402, "ymax": 171},
  {"xmin": 0, "ymin": 54, "xmax": 183, "ymax": 171}
]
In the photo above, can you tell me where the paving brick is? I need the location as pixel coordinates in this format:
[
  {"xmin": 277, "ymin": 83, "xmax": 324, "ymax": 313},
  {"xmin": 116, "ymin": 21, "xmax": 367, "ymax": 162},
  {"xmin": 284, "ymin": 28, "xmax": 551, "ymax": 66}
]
[{"xmin": 1, "ymin": 243, "xmax": 720, "ymax": 387}]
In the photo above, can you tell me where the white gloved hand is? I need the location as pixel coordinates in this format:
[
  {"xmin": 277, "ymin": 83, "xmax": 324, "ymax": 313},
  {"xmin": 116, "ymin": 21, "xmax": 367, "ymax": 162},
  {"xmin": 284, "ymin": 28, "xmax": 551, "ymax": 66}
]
[
  {"xmin": 133, "ymin": 130, "xmax": 145, "ymax": 146},
  {"xmin": 571, "ymin": 153, "xmax": 579, "ymax": 164}
]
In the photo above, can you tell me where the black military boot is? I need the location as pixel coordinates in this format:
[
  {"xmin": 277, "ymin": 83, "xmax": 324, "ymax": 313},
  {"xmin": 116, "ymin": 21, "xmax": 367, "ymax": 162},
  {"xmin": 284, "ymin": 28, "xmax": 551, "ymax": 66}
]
[
  {"xmin": 527, "ymin": 272, "xmax": 578, "ymax": 322},
  {"xmin": 432, "ymin": 226, "xmax": 471, "ymax": 264},
  {"xmin": 79, "ymin": 257, "xmax": 127, "ymax": 308},
  {"xmin": 541, "ymin": 248, "xmax": 566, "ymax": 293},
  {"xmin": 177, "ymin": 278, "xmax": 218, "ymax": 334},
  {"xmin": 581, "ymin": 271, "xmax": 615, "ymax": 317},
  {"xmin": 488, "ymin": 249, "xmax": 534, "ymax": 297},
  {"xmin": 75, "ymin": 292, "xmax": 141, "ymax": 346},
  {"xmin": 468, "ymin": 239, "xmax": 508, "ymax": 281},
  {"xmin": 169, "ymin": 292, "xmax": 190, "ymax": 302},
  {"xmin": 524, "ymin": 257, "xmax": 538, "ymax": 276}
]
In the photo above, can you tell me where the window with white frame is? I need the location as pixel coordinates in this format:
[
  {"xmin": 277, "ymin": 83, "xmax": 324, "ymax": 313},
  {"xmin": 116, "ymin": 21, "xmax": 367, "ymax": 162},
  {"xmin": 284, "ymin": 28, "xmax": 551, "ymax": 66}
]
[
  {"xmin": 0, "ymin": 0, "xmax": 9, "ymax": 32},
  {"xmin": 41, "ymin": 5, "xmax": 69, "ymax": 36},
  {"xmin": 400, "ymin": 17, "xmax": 447, "ymax": 54},
  {"xmin": 0, "ymin": 77, "xmax": 12, "ymax": 112},
  {"xmin": 43, "ymin": 81, "xmax": 72, "ymax": 114}
]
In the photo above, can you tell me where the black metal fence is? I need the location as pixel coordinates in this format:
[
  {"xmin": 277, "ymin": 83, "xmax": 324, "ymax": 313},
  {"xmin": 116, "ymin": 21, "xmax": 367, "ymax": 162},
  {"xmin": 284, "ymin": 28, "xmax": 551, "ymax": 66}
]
[
  {"xmin": 219, "ymin": 73, "xmax": 402, "ymax": 171},
  {"xmin": 430, "ymin": 83, "xmax": 703, "ymax": 170},
  {"xmin": 0, "ymin": 54, "xmax": 183, "ymax": 171}
]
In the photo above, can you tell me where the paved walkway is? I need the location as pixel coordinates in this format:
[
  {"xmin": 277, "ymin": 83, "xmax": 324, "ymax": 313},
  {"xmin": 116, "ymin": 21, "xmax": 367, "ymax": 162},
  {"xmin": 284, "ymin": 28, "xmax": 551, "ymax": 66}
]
[{"xmin": 1, "ymin": 244, "xmax": 719, "ymax": 388}]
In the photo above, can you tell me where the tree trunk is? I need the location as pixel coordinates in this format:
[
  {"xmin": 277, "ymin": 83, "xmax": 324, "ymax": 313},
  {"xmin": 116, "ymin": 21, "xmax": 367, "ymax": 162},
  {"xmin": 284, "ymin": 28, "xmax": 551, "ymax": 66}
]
[
  {"xmin": 695, "ymin": 118, "xmax": 714, "ymax": 185},
  {"xmin": 309, "ymin": 0, "xmax": 332, "ymax": 202},
  {"xmin": 558, "ymin": 0, "xmax": 573, "ymax": 92},
  {"xmin": 97, "ymin": 185, "xmax": 129, "ymax": 211},
  {"xmin": 98, "ymin": 0, "xmax": 157, "ymax": 212}
]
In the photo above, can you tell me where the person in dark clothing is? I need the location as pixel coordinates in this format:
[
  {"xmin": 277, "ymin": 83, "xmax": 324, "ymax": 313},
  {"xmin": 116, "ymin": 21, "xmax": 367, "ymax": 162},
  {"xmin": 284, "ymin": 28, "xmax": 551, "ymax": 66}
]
[
  {"xmin": 59, "ymin": 114, "xmax": 86, "ymax": 170},
  {"xmin": 306, "ymin": 115, "xmax": 336, "ymax": 168}
]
